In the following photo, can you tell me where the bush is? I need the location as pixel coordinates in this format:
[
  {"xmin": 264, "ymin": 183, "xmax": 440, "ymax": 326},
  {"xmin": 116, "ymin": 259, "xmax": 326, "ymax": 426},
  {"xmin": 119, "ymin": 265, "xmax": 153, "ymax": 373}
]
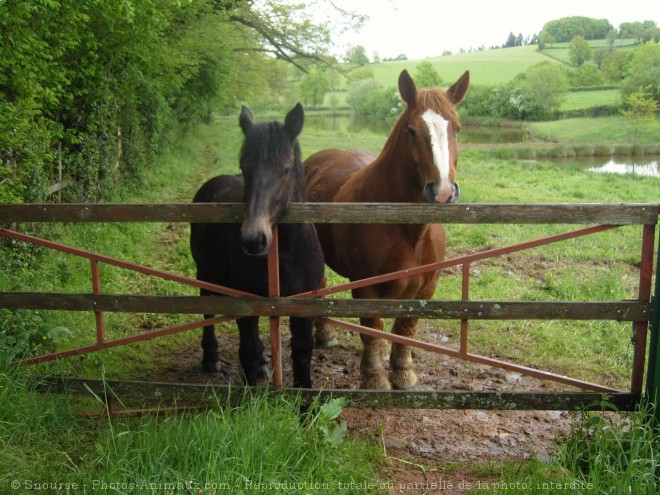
[{"xmin": 347, "ymin": 80, "xmax": 401, "ymax": 120}]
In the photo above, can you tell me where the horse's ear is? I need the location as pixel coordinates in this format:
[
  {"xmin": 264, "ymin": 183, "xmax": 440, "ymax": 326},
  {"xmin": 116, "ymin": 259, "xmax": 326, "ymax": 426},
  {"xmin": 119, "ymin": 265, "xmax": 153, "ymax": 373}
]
[
  {"xmin": 446, "ymin": 71, "xmax": 470, "ymax": 105},
  {"xmin": 239, "ymin": 106, "xmax": 254, "ymax": 135},
  {"xmin": 284, "ymin": 103, "xmax": 304, "ymax": 139},
  {"xmin": 398, "ymin": 70, "xmax": 417, "ymax": 110}
]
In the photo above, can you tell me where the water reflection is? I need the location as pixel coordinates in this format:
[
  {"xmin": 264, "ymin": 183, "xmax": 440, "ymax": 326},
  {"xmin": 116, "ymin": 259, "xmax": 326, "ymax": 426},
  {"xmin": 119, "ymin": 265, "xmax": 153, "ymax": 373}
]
[
  {"xmin": 305, "ymin": 116, "xmax": 530, "ymax": 144},
  {"xmin": 587, "ymin": 160, "xmax": 660, "ymax": 178}
]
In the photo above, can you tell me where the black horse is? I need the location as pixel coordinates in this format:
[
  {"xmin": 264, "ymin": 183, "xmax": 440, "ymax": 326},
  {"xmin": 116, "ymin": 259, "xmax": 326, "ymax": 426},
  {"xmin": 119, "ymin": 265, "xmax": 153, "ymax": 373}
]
[{"xmin": 190, "ymin": 104, "xmax": 324, "ymax": 388}]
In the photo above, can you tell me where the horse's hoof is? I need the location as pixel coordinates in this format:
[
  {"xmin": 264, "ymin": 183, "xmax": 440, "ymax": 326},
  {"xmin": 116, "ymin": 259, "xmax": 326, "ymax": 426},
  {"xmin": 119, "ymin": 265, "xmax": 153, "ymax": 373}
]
[
  {"xmin": 314, "ymin": 326, "xmax": 338, "ymax": 348},
  {"xmin": 315, "ymin": 337, "xmax": 338, "ymax": 348},
  {"xmin": 201, "ymin": 361, "xmax": 221, "ymax": 373},
  {"xmin": 256, "ymin": 365, "xmax": 271, "ymax": 380},
  {"xmin": 360, "ymin": 372, "xmax": 392, "ymax": 390},
  {"xmin": 390, "ymin": 369, "xmax": 418, "ymax": 390}
]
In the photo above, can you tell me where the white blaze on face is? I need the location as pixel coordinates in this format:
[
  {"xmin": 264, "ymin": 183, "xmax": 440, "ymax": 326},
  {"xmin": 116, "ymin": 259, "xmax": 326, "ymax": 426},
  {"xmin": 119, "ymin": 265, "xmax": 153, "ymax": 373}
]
[{"xmin": 421, "ymin": 109, "xmax": 450, "ymax": 183}]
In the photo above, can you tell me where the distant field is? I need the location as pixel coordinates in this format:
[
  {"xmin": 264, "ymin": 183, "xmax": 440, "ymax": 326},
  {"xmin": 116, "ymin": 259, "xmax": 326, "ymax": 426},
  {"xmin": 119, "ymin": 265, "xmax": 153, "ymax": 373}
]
[
  {"xmin": 323, "ymin": 45, "xmax": 561, "ymax": 107},
  {"xmin": 369, "ymin": 45, "xmax": 555, "ymax": 87},
  {"xmin": 540, "ymin": 38, "xmax": 639, "ymax": 64},
  {"xmin": 324, "ymin": 41, "xmax": 631, "ymax": 110},
  {"xmin": 529, "ymin": 115, "xmax": 660, "ymax": 144},
  {"xmin": 560, "ymin": 89, "xmax": 620, "ymax": 111}
]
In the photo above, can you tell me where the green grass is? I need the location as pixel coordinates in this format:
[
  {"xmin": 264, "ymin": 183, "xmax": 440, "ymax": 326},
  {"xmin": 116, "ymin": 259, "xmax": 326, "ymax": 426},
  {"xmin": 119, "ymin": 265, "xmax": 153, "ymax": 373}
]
[
  {"xmin": 560, "ymin": 89, "xmax": 620, "ymax": 111},
  {"xmin": 1, "ymin": 100, "xmax": 659, "ymax": 492},
  {"xmin": 529, "ymin": 115, "xmax": 660, "ymax": 144},
  {"xmin": 539, "ymin": 38, "xmax": 639, "ymax": 64},
  {"xmin": 369, "ymin": 45, "xmax": 556, "ymax": 87},
  {"xmin": 322, "ymin": 45, "xmax": 561, "ymax": 108},
  {"xmin": 471, "ymin": 406, "xmax": 660, "ymax": 494},
  {"xmin": 0, "ymin": 367, "xmax": 382, "ymax": 494},
  {"xmin": 0, "ymin": 115, "xmax": 246, "ymax": 376}
]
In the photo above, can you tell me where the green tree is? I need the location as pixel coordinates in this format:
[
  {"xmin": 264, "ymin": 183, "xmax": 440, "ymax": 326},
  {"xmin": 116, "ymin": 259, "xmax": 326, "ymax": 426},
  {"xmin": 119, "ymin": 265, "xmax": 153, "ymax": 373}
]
[
  {"xmin": 346, "ymin": 45, "xmax": 369, "ymax": 66},
  {"xmin": 0, "ymin": 0, "xmax": 352, "ymax": 203},
  {"xmin": 620, "ymin": 42, "xmax": 660, "ymax": 104},
  {"xmin": 620, "ymin": 86, "xmax": 659, "ymax": 146},
  {"xmin": 619, "ymin": 21, "xmax": 660, "ymax": 43},
  {"xmin": 346, "ymin": 67, "xmax": 375, "ymax": 86},
  {"xmin": 602, "ymin": 50, "xmax": 633, "ymax": 82},
  {"xmin": 567, "ymin": 64, "xmax": 604, "ymax": 87},
  {"xmin": 510, "ymin": 62, "xmax": 568, "ymax": 120},
  {"xmin": 540, "ymin": 16, "xmax": 612, "ymax": 42},
  {"xmin": 299, "ymin": 69, "xmax": 331, "ymax": 108},
  {"xmin": 569, "ymin": 36, "xmax": 592, "ymax": 66},
  {"xmin": 413, "ymin": 62, "xmax": 443, "ymax": 88}
]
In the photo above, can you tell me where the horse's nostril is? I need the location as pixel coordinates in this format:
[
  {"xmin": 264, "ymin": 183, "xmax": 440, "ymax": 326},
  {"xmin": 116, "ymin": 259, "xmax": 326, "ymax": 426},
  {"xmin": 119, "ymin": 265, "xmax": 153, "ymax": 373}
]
[
  {"xmin": 240, "ymin": 231, "xmax": 270, "ymax": 257},
  {"xmin": 423, "ymin": 182, "xmax": 439, "ymax": 203},
  {"xmin": 448, "ymin": 182, "xmax": 460, "ymax": 203}
]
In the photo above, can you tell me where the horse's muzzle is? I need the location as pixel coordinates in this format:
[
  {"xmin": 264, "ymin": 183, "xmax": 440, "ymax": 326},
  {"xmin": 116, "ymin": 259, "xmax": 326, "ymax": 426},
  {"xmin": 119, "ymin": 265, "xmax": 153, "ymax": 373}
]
[
  {"xmin": 424, "ymin": 181, "xmax": 460, "ymax": 204},
  {"xmin": 240, "ymin": 225, "xmax": 272, "ymax": 257}
]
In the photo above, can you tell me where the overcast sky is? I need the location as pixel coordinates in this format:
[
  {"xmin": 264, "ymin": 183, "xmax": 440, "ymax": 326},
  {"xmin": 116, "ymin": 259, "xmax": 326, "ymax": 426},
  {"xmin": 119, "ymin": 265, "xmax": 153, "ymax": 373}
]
[{"xmin": 324, "ymin": 0, "xmax": 659, "ymax": 60}]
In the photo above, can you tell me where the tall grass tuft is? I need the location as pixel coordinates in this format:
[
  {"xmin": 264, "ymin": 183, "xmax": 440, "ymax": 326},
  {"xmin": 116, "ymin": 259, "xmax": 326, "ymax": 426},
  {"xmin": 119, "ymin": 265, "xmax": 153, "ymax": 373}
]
[
  {"xmin": 84, "ymin": 392, "xmax": 381, "ymax": 494},
  {"xmin": 0, "ymin": 364, "xmax": 381, "ymax": 494},
  {"xmin": 559, "ymin": 404, "xmax": 660, "ymax": 493}
]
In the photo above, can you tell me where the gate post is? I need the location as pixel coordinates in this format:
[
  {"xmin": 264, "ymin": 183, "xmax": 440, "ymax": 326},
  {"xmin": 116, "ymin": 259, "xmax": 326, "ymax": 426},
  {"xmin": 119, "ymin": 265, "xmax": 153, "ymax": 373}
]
[{"xmin": 644, "ymin": 225, "xmax": 660, "ymax": 423}]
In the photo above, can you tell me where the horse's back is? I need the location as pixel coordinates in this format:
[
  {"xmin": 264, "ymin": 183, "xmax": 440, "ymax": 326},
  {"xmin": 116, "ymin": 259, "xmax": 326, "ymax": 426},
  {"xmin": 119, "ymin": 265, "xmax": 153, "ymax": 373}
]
[
  {"xmin": 190, "ymin": 175, "xmax": 244, "ymax": 288},
  {"xmin": 193, "ymin": 174, "xmax": 243, "ymax": 203},
  {"xmin": 304, "ymin": 149, "xmax": 374, "ymax": 203}
]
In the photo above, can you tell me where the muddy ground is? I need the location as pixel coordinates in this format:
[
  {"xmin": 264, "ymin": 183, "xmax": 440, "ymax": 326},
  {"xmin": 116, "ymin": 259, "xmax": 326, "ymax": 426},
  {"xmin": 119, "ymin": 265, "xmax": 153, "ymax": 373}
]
[{"xmin": 141, "ymin": 315, "xmax": 576, "ymax": 493}]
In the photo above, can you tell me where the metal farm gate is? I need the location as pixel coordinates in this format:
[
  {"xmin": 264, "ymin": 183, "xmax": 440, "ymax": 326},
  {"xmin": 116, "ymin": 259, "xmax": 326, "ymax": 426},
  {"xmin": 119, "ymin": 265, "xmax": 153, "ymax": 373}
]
[{"xmin": 0, "ymin": 202, "xmax": 659, "ymax": 417}]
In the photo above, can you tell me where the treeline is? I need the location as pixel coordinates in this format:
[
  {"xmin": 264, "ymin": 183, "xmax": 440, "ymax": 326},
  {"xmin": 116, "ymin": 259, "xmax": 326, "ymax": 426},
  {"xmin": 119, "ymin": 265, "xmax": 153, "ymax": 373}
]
[
  {"xmin": 539, "ymin": 16, "xmax": 660, "ymax": 47},
  {"xmin": 342, "ymin": 42, "xmax": 660, "ymax": 123},
  {"xmin": 0, "ymin": 0, "xmax": 341, "ymax": 204}
]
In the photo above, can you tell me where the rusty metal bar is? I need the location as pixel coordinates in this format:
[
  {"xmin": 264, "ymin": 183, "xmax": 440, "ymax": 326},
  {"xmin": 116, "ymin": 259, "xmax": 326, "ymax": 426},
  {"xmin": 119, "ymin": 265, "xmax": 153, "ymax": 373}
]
[
  {"xmin": 16, "ymin": 315, "xmax": 234, "ymax": 366},
  {"xmin": 319, "ymin": 317, "xmax": 619, "ymax": 393},
  {"xmin": 631, "ymin": 224, "xmax": 656, "ymax": 393},
  {"xmin": 460, "ymin": 263, "xmax": 470, "ymax": 355},
  {"xmin": 0, "ymin": 228, "xmax": 255, "ymax": 298},
  {"xmin": 296, "ymin": 225, "xmax": 619, "ymax": 299},
  {"xmin": 90, "ymin": 259, "xmax": 105, "ymax": 343},
  {"xmin": 268, "ymin": 225, "xmax": 282, "ymax": 387}
]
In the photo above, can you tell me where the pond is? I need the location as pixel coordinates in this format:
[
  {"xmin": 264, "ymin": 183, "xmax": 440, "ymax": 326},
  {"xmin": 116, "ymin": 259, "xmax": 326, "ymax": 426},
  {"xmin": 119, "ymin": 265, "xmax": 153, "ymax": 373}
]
[
  {"xmin": 544, "ymin": 156, "xmax": 660, "ymax": 179},
  {"xmin": 305, "ymin": 115, "xmax": 530, "ymax": 144}
]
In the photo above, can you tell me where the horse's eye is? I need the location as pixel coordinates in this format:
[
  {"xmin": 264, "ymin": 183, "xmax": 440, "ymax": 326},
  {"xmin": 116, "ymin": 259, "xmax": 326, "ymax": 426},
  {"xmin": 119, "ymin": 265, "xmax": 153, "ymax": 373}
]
[
  {"xmin": 407, "ymin": 127, "xmax": 417, "ymax": 138},
  {"xmin": 282, "ymin": 167, "xmax": 292, "ymax": 176}
]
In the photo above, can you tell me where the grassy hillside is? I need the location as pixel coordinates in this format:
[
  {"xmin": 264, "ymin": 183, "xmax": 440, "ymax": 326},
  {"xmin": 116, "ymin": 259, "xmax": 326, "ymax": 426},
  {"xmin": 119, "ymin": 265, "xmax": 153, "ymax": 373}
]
[
  {"xmin": 559, "ymin": 88, "xmax": 620, "ymax": 111},
  {"xmin": 540, "ymin": 38, "xmax": 639, "ymax": 64},
  {"xmin": 324, "ymin": 45, "xmax": 557, "ymax": 109},
  {"xmin": 369, "ymin": 45, "xmax": 555, "ymax": 87}
]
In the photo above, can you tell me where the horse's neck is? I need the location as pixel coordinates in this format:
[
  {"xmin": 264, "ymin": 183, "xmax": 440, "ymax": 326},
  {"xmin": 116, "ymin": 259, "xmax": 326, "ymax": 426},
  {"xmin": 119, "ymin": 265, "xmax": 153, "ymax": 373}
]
[{"xmin": 356, "ymin": 141, "xmax": 423, "ymax": 203}]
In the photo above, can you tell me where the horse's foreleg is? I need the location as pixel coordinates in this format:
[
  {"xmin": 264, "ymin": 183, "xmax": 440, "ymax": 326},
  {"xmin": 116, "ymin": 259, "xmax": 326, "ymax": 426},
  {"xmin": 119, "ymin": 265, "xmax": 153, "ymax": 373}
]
[
  {"xmin": 313, "ymin": 277, "xmax": 338, "ymax": 348},
  {"xmin": 359, "ymin": 317, "xmax": 391, "ymax": 390},
  {"xmin": 290, "ymin": 317, "xmax": 314, "ymax": 388},
  {"xmin": 201, "ymin": 315, "xmax": 221, "ymax": 372},
  {"xmin": 389, "ymin": 318, "xmax": 419, "ymax": 390},
  {"xmin": 237, "ymin": 317, "xmax": 268, "ymax": 386}
]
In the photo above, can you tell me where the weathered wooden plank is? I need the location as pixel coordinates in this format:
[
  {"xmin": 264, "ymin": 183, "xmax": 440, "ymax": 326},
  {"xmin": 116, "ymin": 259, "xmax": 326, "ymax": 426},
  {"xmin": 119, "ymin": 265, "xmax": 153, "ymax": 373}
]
[
  {"xmin": 1, "ymin": 293, "xmax": 651, "ymax": 321},
  {"xmin": 36, "ymin": 377, "xmax": 640, "ymax": 411},
  {"xmin": 0, "ymin": 203, "xmax": 657, "ymax": 224}
]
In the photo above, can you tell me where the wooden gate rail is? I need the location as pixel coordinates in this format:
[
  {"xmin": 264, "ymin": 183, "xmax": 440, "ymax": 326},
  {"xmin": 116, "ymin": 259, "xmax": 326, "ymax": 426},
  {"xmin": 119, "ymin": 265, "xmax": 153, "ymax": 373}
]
[
  {"xmin": 36, "ymin": 377, "xmax": 640, "ymax": 414},
  {"xmin": 0, "ymin": 202, "xmax": 658, "ymax": 224},
  {"xmin": 1, "ymin": 203, "xmax": 659, "ymax": 411}
]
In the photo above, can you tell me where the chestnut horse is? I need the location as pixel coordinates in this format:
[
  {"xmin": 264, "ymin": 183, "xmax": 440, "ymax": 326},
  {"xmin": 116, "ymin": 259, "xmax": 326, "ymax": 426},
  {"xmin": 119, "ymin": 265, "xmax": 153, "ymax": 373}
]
[
  {"xmin": 304, "ymin": 70, "xmax": 469, "ymax": 389},
  {"xmin": 191, "ymin": 104, "xmax": 324, "ymax": 388}
]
